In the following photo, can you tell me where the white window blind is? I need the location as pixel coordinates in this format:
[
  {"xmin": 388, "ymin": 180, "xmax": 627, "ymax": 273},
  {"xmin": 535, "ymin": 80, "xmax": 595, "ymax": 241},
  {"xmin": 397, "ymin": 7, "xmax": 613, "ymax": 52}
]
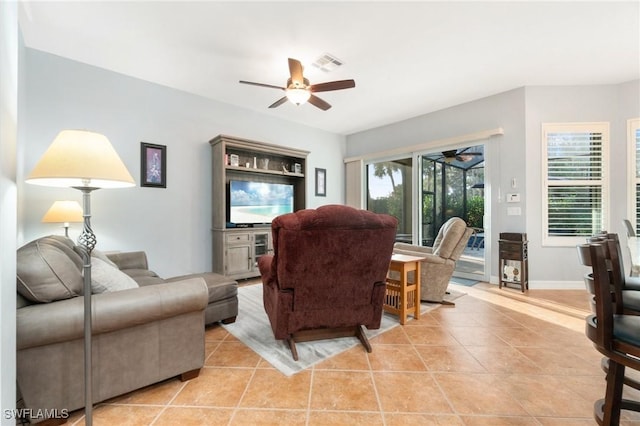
[
  {"xmin": 629, "ymin": 118, "xmax": 640, "ymax": 234},
  {"xmin": 542, "ymin": 122, "xmax": 609, "ymax": 246}
]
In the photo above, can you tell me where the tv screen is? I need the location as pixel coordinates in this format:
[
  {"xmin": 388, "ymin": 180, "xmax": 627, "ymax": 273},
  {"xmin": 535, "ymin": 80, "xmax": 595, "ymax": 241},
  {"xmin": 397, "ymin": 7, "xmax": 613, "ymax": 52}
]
[{"xmin": 229, "ymin": 180, "xmax": 294, "ymax": 225}]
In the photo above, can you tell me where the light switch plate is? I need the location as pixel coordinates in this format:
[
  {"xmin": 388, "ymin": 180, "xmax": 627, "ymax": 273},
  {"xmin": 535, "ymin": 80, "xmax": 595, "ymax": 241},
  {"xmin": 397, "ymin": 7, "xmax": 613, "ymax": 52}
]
[
  {"xmin": 507, "ymin": 193, "xmax": 521, "ymax": 203},
  {"xmin": 507, "ymin": 206, "xmax": 522, "ymax": 216}
]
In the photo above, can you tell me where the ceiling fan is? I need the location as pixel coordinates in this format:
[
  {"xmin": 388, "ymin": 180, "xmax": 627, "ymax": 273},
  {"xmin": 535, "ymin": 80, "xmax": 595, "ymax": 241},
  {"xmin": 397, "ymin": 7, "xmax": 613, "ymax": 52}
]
[
  {"xmin": 239, "ymin": 58, "xmax": 355, "ymax": 111},
  {"xmin": 440, "ymin": 148, "xmax": 483, "ymax": 163}
]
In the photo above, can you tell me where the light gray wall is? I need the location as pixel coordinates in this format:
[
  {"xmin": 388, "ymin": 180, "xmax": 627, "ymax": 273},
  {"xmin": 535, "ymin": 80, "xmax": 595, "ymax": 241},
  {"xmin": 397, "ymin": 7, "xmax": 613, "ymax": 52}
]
[
  {"xmin": 19, "ymin": 49, "xmax": 346, "ymax": 278},
  {"xmin": 0, "ymin": 1, "xmax": 18, "ymax": 421},
  {"xmin": 346, "ymin": 88, "xmax": 528, "ymax": 283},
  {"xmin": 347, "ymin": 82, "xmax": 640, "ymax": 287},
  {"xmin": 525, "ymin": 81, "xmax": 640, "ymax": 283}
]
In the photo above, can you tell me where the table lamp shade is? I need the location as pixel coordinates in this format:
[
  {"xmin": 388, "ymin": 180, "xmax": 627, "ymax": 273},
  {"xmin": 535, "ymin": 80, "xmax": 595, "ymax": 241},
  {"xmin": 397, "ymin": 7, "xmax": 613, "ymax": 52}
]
[
  {"xmin": 26, "ymin": 130, "xmax": 135, "ymax": 188},
  {"xmin": 42, "ymin": 200, "xmax": 83, "ymax": 223}
]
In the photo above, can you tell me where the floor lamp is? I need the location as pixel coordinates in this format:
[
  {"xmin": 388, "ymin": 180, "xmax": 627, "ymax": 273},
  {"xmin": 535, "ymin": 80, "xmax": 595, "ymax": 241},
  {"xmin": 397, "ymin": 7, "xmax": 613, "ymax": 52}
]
[
  {"xmin": 42, "ymin": 200, "xmax": 84, "ymax": 237},
  {"xmin": 26, "ymin": 130, "xmax": 135, "ymax": 425}
]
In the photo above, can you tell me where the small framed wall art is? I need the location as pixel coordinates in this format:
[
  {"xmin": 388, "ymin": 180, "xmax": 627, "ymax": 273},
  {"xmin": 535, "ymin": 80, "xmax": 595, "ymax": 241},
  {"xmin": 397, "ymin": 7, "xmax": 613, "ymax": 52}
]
[
  {"xmin": 315, "ymin": 168, "xmax": 326, "ymax": 197},
  {"xmin": 140, "ymin": 142, "xmax": 167, "ymax": 188}
]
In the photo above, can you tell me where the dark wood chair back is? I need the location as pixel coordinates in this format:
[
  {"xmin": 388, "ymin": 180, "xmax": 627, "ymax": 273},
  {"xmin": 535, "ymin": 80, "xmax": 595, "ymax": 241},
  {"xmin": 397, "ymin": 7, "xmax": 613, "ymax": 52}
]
[{"xmin": 576, "ymin": 241, "xmax": 640, "ymax": 425}]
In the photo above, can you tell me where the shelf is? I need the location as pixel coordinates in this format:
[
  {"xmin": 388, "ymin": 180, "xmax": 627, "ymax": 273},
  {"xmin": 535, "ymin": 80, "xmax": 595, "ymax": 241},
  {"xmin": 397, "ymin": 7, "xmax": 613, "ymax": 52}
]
[{"xmin": 225, "ymin": 165, "xmax": 304, "ymax": 178}]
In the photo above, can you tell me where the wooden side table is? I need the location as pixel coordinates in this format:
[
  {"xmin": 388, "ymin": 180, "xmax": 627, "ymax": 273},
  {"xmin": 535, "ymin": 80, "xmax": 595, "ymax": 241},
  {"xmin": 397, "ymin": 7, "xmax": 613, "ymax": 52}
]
[{"xmin": 384, "ymin": 254, "xmax": 424, "ymax": 325}]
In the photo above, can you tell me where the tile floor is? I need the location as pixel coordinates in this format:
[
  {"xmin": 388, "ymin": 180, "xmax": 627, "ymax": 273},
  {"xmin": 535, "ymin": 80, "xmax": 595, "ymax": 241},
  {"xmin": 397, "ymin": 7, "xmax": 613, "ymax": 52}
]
[{"xmin": 63, "ymin": 284, "xmax": 640, "ymax": 425}]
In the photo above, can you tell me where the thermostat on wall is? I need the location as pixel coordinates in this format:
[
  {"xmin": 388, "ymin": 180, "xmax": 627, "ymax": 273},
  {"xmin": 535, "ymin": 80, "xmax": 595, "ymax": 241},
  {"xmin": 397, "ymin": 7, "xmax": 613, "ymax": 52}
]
[{"xmin": 507, "ymin": 193, "xmax": 521, "ymax": 203}]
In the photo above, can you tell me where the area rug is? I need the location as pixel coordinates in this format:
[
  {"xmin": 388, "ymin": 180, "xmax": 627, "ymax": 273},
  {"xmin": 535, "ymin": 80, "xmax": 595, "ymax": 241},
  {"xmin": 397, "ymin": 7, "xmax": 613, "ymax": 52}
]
[
  {"xmin": 449, "ymin": 276, "xmax": 480, "ymax": 287},
  {"xmin": 222, "ymin": 284, "xmax": 465, "ymax": 376}
]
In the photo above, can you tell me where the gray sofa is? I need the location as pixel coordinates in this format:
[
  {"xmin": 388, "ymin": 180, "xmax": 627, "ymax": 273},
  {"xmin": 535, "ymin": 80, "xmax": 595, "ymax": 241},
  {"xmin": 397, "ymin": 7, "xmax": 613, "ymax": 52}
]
[
  {"xmin": 105, "ymin": 250, "xmax": 238, "ymax": 326},
  {"xmin": 16, "ymin": 236, "xmax": 238, "ymax": 424}
]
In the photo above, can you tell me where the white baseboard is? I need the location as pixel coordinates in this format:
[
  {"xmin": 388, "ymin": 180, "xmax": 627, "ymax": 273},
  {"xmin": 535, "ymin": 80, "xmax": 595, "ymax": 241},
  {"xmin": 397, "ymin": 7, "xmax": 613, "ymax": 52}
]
[{"xmin": 488, "ymin": 276, "xmax": 585, "ymax": 290}]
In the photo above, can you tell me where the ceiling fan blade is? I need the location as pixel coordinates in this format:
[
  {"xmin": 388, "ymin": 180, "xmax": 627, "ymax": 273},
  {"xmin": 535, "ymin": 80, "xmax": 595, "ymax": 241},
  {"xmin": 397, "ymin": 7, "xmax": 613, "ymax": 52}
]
[
  {"xmin": 239, "ymin": 80, "xmax": 285, "ymax": 91},
  {"xmin": 308, "ymin": 94, "xmax": 332, "ymax": 111},
  {"xmin": 268, "ymin": 96, "xmax": 288, "ymax": 109},
  {"xmin": 288, "ymin": 58, "xmax": 304, "ymax": 86},
  {"xmin": 310, "ymin": 79, "xmax": 356, "ymax": 93}
]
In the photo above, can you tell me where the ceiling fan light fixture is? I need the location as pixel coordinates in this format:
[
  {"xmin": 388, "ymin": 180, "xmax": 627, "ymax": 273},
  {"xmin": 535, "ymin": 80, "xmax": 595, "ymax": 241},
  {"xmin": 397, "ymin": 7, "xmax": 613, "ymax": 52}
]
[{"xmin": 286, "ymin": 88, "xmax": 311, "ymax": 105}]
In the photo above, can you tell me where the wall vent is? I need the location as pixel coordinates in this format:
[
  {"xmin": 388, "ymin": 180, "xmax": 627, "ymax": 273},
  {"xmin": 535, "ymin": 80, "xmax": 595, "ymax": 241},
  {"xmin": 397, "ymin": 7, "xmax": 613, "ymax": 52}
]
[{"xmin": 311, "ymin": 53, "xmax": 343, "ymax": 73}]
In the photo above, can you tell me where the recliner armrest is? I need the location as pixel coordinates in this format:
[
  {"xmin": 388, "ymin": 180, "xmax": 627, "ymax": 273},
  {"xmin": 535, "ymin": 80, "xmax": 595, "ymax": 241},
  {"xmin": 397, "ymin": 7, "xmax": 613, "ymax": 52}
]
[
  {"xmin": 17, "ymin": 278, "xmax": 208, "ymax": 350},
  {"xmin": 393, "ymin": 242, "xmax": 434, "ymax": 255}
]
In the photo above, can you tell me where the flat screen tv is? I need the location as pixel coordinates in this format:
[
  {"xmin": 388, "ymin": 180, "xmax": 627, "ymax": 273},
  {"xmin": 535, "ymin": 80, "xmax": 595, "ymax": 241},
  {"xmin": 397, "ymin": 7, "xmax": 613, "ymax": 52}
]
[{"xmin": 228, "ymin": 180, "xmax": 294, "ymax": 225}]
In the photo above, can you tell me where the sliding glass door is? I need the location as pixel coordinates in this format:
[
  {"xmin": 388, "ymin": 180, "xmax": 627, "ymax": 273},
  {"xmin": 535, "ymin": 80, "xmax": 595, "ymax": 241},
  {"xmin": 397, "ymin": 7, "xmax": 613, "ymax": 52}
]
[
  {"xmin": 364, "ymin": 146, "xmax": 486, "ymax": 281},
  {"xmin": 421, "ymin": 145, "xmax": 485, "ymax": 279}
]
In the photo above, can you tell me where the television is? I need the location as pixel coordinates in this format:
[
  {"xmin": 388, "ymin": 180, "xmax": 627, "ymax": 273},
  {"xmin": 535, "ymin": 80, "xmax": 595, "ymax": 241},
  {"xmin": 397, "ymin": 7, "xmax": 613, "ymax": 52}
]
[{"xmin": 228, "ymin": 180, "xmax": 294, "ymax": 225}]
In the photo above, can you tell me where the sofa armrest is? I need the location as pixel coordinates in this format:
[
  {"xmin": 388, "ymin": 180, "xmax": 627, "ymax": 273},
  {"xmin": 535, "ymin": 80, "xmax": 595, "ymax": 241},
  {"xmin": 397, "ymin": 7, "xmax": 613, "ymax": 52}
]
[
  {"xmin": 17, "ymin": 278, "xmax": 208, "ymax": 350},
  {"xmin": 106, "ymin": 251, "xmax": 149, "ymax": 271}
]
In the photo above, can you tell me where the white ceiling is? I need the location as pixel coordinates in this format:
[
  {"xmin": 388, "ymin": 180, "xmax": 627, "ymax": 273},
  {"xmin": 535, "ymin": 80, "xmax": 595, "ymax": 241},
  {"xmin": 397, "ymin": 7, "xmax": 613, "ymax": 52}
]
[{"xmin": 18, "ymin": 1, "xmax": 640, "ymax": 135}]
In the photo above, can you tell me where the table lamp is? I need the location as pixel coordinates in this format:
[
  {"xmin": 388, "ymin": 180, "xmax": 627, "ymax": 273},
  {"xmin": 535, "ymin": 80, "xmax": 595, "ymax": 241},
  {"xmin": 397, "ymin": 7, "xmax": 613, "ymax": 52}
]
[
  {"xmin": 26, "ymin": 129, "xmax": 135, "ymax": 425},
  {"xmin": 42, "ymin": 200, "xmax": 84, "ymax": 237}
]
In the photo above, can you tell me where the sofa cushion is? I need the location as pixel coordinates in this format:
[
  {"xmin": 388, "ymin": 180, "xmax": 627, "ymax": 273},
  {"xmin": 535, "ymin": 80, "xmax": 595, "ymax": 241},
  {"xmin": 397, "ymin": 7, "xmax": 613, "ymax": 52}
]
[
  {"xmin": 91, "ymin": 257, "xmax": 139, "ymax": 293},
  {"xmin": 17, "ymin": 236, "xmax": 84, "ymax": 303},
  {"xmin": 92, "ymin": 249, "xmax": 118, "ymax": 268}
]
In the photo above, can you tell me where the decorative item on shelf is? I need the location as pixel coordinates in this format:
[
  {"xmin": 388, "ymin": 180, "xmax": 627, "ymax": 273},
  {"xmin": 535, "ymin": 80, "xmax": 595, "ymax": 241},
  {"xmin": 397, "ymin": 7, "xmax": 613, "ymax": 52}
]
[
  {"xmin": 294, "ymin": 163, "xmax": 302, "ymax": 174},
  {"xmin": 260, "ymin": 158, "xmax": 269, "ymax": 170},
  {"xmin": 42, "ymin": 200, "xmax": 83, "ymax": 237},
  {"xmin": 253, "ymin": 157, "xmax": 257, "ymax": 168},
  {"xmin": 229, "ymin": 154, "xmax": 239, "ymax": 167},
  {"xmin": 503, "ymin": 264, "xmax": 516, "ymax": 282},
  {"xmin": 26, "ymin": 129, "xmax": 135, "ymax": 426},
  {"xmin": 140, "ymin": 142, "xmax": 166, "ymax": 188}
]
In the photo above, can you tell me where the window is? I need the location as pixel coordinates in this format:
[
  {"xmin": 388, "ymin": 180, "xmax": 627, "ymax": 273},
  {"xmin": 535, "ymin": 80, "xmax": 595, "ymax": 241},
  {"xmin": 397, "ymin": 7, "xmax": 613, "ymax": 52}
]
[
  {"xmin": 542, "ymin": 122, "xmax": 609, "ymax": 246},
  {"xmin": 366, "ymin": 158, "xmax": 413, "ymax": 243},
  {"xmin": 629, "ymin": 118, "xmax": 640, "ymax": 234}
]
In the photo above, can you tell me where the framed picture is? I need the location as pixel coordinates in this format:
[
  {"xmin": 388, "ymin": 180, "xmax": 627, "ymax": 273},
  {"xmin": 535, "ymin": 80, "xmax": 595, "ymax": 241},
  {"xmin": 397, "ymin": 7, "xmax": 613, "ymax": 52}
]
[
  {"xmin": 140, "ymin": 142, "xmax": 166, "ymax": 188},
  {"xmin": 315, "ymin": 168, "xmax": 326, "ymax": 197}
]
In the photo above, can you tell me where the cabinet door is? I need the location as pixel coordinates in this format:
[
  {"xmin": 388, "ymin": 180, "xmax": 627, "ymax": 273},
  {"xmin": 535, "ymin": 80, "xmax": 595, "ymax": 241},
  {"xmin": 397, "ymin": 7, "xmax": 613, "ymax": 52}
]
[
  {"xmin": 226, "ymin": 245, "xmax": 251, "ymax": 275},
  {"xmin": 252, "ymin": 232, "xmax": 271, "ymax": 270}
]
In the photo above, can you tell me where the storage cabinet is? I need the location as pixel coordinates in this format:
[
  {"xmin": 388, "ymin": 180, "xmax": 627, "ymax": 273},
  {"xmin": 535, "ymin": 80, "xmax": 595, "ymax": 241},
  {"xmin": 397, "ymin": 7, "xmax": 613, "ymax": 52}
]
[
  {"xmin": 209, "ymin": 135, "xmax": 308, "ymax": 279},
  {"xmin": 215, "ymin": 229, "xmax": 272, "ymax": 278},
  {"xmin": 498, "ymin": 232, "xmax": 529, "ymax": 292}
]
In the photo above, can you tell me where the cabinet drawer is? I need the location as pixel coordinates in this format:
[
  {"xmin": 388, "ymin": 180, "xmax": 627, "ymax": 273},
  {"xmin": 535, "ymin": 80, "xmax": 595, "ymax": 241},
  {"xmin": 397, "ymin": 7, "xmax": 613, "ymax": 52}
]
[
  {"xmin": 226, "ymin": 233, "xmax": 251, "ymax": 244},
  {"xmin": 499, "ymin": 248, "xmax": 522, "ymax": 257}
]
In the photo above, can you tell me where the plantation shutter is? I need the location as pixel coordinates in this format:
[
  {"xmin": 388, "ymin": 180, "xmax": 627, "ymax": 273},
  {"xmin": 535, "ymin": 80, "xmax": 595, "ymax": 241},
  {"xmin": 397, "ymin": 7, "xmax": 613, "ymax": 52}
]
[
  {"xmin": 631, "ymin": 120, "xmax": 640, "ymax": 235},
  {"xmin": 542, "ymin": 123, "xmax": 609, "ymax": 246}
]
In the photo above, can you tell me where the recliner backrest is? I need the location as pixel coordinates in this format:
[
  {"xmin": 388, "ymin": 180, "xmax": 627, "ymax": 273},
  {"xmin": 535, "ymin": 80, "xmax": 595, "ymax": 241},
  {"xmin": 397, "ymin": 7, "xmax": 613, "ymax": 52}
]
[
  {"xmin": 269, "ymin": 204, "xmax": 398, "ymax": 312},
  {"xmin": 432, "ymin": 217, "xmax": 472, "ymax": 260}
]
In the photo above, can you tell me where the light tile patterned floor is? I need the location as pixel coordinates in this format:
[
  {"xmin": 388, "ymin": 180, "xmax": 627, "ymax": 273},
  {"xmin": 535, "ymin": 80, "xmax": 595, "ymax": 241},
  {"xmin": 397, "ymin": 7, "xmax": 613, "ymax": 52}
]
[{"xmin": 64, "ymin": 284, "xmax": 640, "ymax": 425}]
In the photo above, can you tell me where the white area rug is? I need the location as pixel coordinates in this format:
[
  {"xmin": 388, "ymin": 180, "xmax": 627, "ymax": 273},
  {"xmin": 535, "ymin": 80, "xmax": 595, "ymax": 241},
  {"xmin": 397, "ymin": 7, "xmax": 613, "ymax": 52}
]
[{"xmin": 222, "ymin": 284, "xmax": 465, "ymax": 376}]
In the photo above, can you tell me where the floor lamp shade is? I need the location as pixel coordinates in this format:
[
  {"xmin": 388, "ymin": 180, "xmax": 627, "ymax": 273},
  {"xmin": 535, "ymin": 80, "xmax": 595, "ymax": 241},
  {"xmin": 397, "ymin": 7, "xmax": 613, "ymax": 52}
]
[{"xmin": 26, "ymin": 130, "xmax": 135, "ymax": 188}]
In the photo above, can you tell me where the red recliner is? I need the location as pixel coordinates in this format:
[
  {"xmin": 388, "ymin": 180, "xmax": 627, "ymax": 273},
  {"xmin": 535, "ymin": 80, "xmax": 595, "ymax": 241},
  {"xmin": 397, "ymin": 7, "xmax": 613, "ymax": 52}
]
[{"xmin": 258, "ymin": 204, "xmax": 398, "ymax": 360}]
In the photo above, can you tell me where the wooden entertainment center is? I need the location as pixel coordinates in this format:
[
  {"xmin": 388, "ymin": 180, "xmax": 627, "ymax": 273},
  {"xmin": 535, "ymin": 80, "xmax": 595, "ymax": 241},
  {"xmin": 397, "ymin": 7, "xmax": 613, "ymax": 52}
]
[{"xmin": 209, "ymin": 135, "xmax": 309, "ymax": 279}]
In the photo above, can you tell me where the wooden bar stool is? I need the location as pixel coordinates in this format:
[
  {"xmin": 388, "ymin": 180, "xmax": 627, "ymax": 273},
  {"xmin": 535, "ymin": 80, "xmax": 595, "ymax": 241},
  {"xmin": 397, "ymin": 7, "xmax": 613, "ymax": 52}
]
[{"xmin": 577, "ymin": 242, "xmax": 640, "ymax": 425}]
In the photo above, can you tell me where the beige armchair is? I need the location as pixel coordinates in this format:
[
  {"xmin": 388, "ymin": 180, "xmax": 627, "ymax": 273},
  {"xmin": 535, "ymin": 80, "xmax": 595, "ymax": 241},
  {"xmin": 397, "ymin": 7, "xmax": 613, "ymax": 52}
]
[{"xmin": 393, "ymin": 217, "xmax": 473, "ymax": 303}]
